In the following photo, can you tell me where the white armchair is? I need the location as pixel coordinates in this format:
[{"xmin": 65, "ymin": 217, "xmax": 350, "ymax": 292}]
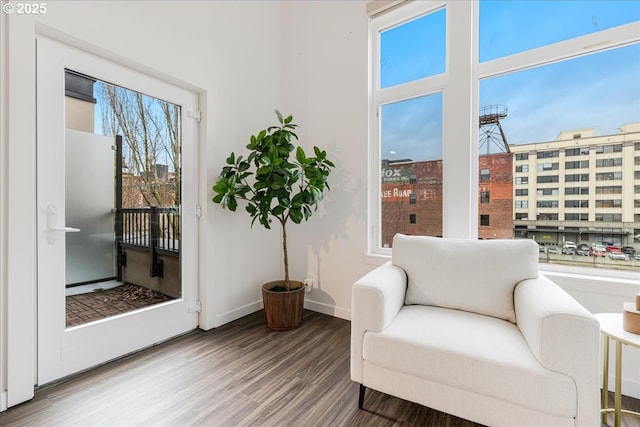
[{"xmin": 351, "ymin": 234, "xmax": 600, "ymax": 427}]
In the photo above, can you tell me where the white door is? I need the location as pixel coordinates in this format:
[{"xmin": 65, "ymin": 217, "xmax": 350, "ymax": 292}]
[{"xmin": 36, "ymin": 37, "xmax": 200, "ymax": 385}]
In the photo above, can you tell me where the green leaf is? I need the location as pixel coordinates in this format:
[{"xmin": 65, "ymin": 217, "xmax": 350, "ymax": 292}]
[
  {"xmin": 290, "ymin": 208, "xmax": 303, "ymax": 224},
  {"xmin": 226, "ymin": 153, "xmax": 235, "ymax": 164},
  {"xmin": 275, "ymin": 110, "xmax": 284, "ymax": 125},
  {"xmin": 284, "ymin": 115, "xmax": 293, "ymax": 124},
  {"xmin": 295, "ymin": 146, "xmax": 306, "ymax": 164},
  {"xmin": 227, "ymin": 196, "xmax": 237, "ymax": 211}
]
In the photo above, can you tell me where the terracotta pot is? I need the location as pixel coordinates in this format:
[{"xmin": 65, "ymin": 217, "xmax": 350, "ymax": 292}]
[{"xmin": 261, "ymin": 280, "xmax": 305, "ymax": 331}]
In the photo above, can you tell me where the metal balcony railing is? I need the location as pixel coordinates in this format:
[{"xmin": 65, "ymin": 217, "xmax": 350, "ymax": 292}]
[{"xmin": 115, "ymin": 207, "xmax": 180, "ymax": 279}]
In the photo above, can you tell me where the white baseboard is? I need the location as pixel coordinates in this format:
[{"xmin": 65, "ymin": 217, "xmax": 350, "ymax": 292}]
[
  {"xmin": 1, "ymin": 391, "xmax": 7, "ymax": 412},
  {"xmin": 304, "ymin": 298, "xmax": 350, "ymax": 321},
  {"xmin": 211, "ymin": 298, "xmax": 351, "ymax": 330},
  {"xmin": 212, "ymin": 300, "xmax": 262, "ymax": 328}
]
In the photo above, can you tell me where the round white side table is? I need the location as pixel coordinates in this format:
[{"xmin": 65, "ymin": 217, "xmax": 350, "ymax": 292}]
[{"xmin": 595, "ymin": 312, "xmax": 640, "ymax": 427}]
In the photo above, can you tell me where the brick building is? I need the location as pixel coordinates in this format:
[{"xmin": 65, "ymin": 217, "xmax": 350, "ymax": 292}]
[
  {"xmin": 381, "ymin": 152, "xmax": 513, "ymax": 247},
  {"xmin": 478, "ymin": 153, "xmax": 514, "ymax": 239}
]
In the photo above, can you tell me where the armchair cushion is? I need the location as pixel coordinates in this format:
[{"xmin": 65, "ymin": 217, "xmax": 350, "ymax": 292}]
[{"xmin": 392, "ymin": 234, "xmax": 539, "ymax": 322}]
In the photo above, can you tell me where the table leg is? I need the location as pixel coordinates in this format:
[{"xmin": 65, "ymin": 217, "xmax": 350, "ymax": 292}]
[
  {"xmin": 615, "ymin": 340, "xmax": 622, "ymax": 427},
  {"xmin": 602, "ymin": 335, "xmax": 609, "ymax": 424}
]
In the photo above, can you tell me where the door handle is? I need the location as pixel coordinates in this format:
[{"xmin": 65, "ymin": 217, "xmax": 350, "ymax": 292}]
[
  {"xmin": 46, "ymin": 204, "xmax": 80, "ymax": 244},
  {"xmin": 49, "ymin": 227, "xmax": 81, "ymax": 233}
]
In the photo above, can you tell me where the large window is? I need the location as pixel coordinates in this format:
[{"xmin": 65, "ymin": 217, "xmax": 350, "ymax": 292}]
[
  {"xmin": 370, "ymin": 1, "xmax": 640, "ymax": 273},
  {"xmin": 372, "ymin": 3, "xmax": 447, "ymax": 250}
]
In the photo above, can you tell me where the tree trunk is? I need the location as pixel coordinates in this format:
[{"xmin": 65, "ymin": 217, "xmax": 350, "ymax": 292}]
[{"xmin": 281, "ymin": 219, "xmax": 290, "ymax": 290}]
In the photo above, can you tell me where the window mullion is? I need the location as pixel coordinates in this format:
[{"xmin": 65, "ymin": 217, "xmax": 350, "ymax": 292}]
[{"xmin": 442, "ymin": 0, "xmax": 477, "ymax": 238}]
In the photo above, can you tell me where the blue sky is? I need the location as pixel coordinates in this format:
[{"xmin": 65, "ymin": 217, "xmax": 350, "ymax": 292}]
[{"xmin": 381, "ymin": 1, "xmax": 640, "ymax": 162}]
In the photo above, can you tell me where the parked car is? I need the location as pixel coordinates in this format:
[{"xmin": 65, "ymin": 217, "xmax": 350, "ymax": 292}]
[
  {"xmin": 605, "ymin": 246, "xmax": 622, "ymax": 254},
  {"xmin": 561, "ymin": 241, "xmax": 577, "ymax": 255},
  {"xmin": 547, "ymin": 246, "xmax": 560, "ymax": 254},
  {"xmin": 608, "ymin": 252, "xmax": 628, "ymax": 261},
  {"xmin": 589, "ymin": 244, "xmax": 606, "ymax": 257},
  {"xmin": 576, "ymin": 243, "xmax": 590, "ymax": 256},
  {"xmin": 621, "ymin": 246, "xmax": 637, "ymax": 256}
]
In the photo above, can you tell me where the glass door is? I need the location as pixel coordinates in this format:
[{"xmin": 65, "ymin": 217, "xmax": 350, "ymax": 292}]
[{"xmin": 37, "ymin": 37, "xmax": 199, "ymax": 385}]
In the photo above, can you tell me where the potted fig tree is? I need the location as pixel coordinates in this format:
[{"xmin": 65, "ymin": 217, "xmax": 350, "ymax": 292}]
[{"xmin": 212, "ymin": 110, "xmax": 334, "ymax": 330}]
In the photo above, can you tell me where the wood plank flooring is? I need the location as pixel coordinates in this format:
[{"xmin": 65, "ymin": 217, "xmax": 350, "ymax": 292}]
[{"xmin": 1, "ymin": 310, "xmax": 638, "ymax": 427}]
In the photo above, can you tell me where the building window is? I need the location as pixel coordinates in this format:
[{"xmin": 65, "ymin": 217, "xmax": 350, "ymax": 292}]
[
  {"xmin": 565, "ymin": 160, "xmax": 589, "ymax": 169},
  {"xmin": 515, "ymin": 213, "xmax": 528, "ymax": 220},
  {"xmin": 515, "ymin": 153, "xmax": 529, "ymax": 160},
  {"xmin": 565, "ymin": 186, "xmax": 589, "ymax": 195},
  {"xmin": 565, "ymin": 173, "xmax": 589, "ymax": 182},
  {"xmin": 409, "ymin": 213, "xmax": 417, "ymax": 224},
  {"xmin": 480, "ymin": 168, "xmax": 490, "ymax": 182},
  {"xmin": 635, "ymin": 156, "xmax": 640, "ymax": 165},
  {"xmin": 596, "ymin": 172, "xmax": 623, "ymax": 181},
  {"xmin": 515, "ymin": 189, "xmax": 528, "ymax": 196},
  {"xmin": 565, "ymin": 200, "xmax": 589, "ymax": 208},
  {"xmin": 409, "ymin": 193, "xmax": 417, "ymax": 204},
  {"xmin": 515, "ymin": 165, "xmax": 528, "ymax": 173},
  {"xmin": 595, "ymin": 144, "xmax": 623, "ymax": 153},
  {"xmin": 537, "ymin": 162, "xmax": 558, "ymax": 171},
  {"xmin": 537, "ymin": 150, "xmax": 559, "ymax": 158},
  {"xmin": 537, "ymin": 175, "xmax": 559, "ymax": 183},
  {"xmin": 596, "ymin": 186, "xmax": 622, "ymax": 195},
  {"xmin": 480, "ymin": 215, "xmax": 490, "ymax": 226},
  {"xmin": 565, "ymin": 213, "xmax": 589, "ymax": 221},
  {"xmin": 566, "ymin": 147, "xmax": 590, "ymax": 156},
  {"xmin": 596, "ymin": 158, "xmax": 623, "ymax": 167},
  {"xmin": 515, "ymin": 176, "xmax": 528, "ymax": 185},
  {"xmin": 537, "ymin": 200, "xmax": 559, "ymax": 208},
  {"xmin": 595, "ymin": 199, "xmax": 622, "ymax": 208},
  {"xmin": 537, "ymin": 213, "xmax": 559, "ymax": 221},
  {"xmin": 596, "ymin": 213, "xmax": 622, "ymax": 222},
  {"xmin": 515, "ymin": 200, "xmax": 528, "ymax": 209},
  {"xmin": 537, "ymin": 188, "xmax": 558, "ymax": 196},
  {"xmin": 480, "ymin": 191, "xmax": 490, "ymax": 203}
]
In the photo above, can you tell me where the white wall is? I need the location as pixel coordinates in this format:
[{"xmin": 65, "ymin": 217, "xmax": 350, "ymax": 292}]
[{"xmin": 281, "ymin": 1, "xmax": 371, "ymax": 319}]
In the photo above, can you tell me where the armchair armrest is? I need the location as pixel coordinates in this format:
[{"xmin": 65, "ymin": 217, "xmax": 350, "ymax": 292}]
[
  {"xmin": 514, "ymin": 274, "xmax": 600, "ymax": 426},
  {"xmin": 350, "ymin": 261, "xmax": 407, "ymax": 383}
]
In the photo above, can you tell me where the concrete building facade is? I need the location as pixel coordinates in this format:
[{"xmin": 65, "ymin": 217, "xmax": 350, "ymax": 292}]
[{"xmin": 510, "ymin": 123, "xmax": 640, "ymax": 248}]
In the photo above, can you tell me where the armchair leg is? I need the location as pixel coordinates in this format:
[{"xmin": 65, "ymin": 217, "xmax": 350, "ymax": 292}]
[{"xmin": 358, "ymin": 384, "xmax": 366, "ymax": 409}]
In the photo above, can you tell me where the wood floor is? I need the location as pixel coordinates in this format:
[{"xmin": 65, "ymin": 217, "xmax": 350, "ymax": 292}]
[{"xmin": 1, "ymin": 310, "xmax": 638, "ymax": 427}]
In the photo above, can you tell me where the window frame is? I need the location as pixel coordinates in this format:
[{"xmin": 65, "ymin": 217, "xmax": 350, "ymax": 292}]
[{"xmin": 368, "ymin": 1, "xmax": 640, "ymax": 269}]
